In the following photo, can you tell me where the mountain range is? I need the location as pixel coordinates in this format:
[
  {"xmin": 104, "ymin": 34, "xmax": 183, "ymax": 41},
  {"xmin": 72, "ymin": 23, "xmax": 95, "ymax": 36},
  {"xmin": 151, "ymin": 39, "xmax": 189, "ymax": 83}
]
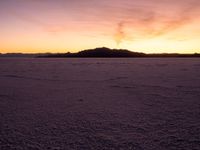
[
  {"xmin": 41, "ymin": 47, "xmax": 200, "ymax": 58},
  {"xmin": 1, "ymin": 47, "xmax": 200, "ymax": 58}
]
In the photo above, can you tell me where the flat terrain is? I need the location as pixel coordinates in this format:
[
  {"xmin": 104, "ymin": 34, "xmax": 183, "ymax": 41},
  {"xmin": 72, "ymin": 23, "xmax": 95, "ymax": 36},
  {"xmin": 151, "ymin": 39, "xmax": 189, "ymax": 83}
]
[{"xmin": 0, "ymin": 58, "xmax": 200, "ymax": 150}]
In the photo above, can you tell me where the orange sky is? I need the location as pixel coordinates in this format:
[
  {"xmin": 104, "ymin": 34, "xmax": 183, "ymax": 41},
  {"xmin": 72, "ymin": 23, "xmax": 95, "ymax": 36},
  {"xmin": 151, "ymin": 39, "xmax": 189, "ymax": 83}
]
[{"xmin": 0, "ymin": 0, "xmax": 200, "ymax": 53}]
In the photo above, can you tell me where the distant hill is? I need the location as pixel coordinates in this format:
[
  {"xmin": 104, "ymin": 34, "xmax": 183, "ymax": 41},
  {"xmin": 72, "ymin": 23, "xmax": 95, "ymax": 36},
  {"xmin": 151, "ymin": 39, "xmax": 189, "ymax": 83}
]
[
  {"xmin": 0, "ymin": 53, "xmax": 51, "ymax": 58},
  {"xmin": 41, "ymin": 47, "xmax": 200, "ymax": 58},
  {"xmin": 1, "ymin": 47, "xmax": 200, "ymax": 58},
  {"xmin": 43, "ymin": 47, "xmax": 146, "ymax": 58},
  {"xmin": 0, "ymin": 53, "xmax": 42, "ymax": 58}
]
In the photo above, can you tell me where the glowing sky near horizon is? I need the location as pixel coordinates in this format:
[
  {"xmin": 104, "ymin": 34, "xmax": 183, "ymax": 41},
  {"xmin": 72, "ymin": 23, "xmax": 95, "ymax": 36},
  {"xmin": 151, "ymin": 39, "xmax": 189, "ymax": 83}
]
[{"xmin": 0, "ymin": 0, "xmax": 200, "ymax": 53}]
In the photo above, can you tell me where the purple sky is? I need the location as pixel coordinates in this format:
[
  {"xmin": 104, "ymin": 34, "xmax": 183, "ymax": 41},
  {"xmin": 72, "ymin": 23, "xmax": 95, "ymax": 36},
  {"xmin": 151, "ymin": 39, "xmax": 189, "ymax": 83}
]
[{"xmin": 0, "ymin": 0, "xmax": 200, "ymax": 53}]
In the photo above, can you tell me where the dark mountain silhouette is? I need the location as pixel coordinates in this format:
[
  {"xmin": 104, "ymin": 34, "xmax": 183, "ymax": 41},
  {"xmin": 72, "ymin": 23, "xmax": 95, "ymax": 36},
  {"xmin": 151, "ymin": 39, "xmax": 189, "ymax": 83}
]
[
  {"xmin": 0, "ymin": 53, "xmax": 56, "ymax": 58},
  {"xmin": 39, "ymin": 47, "xmax": 146, "ymax": 58},
  {"xmin": 0, "ymin": 53, "xmax": 42, "ymax": 57},
  {"xmin": 1, "ymin": 47, "xmax": 200, "ymax": 58},
  {"xmin": 77, "ymin": 47, "xmax": 146, "ymax": 57},
  {"xmin": 41, "ymin": 47, "xmax": 200, "ymax": 58}
]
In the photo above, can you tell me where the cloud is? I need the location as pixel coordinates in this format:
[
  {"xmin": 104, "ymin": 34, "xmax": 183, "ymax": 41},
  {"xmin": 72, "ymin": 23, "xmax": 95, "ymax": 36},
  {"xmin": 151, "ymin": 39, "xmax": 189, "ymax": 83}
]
[
  {"xmin": 2, "ymin": 0, "xmax": 200, "ymax": 41},
  {"xmin": 114, "ymin": 22, "xmax": 126, "ymax": 46},
  {"xmin": 109, "ymin": 0, "xmax": 200, "ymax": 43},
  {"xmin": 144, "ymin": 0, "xmax": 200, "ymax": 38}
]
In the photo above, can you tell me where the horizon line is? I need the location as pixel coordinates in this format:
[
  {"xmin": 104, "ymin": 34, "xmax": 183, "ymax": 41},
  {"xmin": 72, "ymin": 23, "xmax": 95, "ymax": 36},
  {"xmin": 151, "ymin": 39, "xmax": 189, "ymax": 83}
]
[{"xmin": 0, "ymin": 47, "xmax": 200, "ymax": 55}]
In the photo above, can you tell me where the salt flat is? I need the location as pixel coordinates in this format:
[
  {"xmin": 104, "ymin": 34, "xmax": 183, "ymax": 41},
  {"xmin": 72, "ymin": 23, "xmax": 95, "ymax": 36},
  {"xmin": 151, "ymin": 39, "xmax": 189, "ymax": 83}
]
[{"xmin": 0, "ymin": 58, "xmax": 200, "ymax": 150}]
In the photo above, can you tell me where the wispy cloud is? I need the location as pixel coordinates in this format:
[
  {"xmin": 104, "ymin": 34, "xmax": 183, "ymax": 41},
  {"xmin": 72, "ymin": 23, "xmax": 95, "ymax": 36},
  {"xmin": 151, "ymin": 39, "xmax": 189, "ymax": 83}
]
[{"xmin": 1, "ymin": 0, "xmax": 200, "ymax": 43}]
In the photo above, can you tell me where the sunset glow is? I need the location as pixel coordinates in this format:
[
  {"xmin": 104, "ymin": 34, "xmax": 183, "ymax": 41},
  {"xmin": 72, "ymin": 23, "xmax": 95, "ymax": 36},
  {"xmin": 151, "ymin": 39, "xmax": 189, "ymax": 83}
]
[{"xmin": 1, "ymin": 0, "xmax": 200, "ymax": 53}]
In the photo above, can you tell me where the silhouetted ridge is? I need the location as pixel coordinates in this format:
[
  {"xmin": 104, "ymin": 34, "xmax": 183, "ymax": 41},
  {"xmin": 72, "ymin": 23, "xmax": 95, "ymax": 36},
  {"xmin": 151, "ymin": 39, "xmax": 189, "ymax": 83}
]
[
  {"xmin": 1, "ymin": 47, "xmax": 199, "ymax": 58},
  {"xmin": 41, "ymin": 47, "xmax": 146, "ymax": 58},
  {"xmin": 76, "ymin": 47, "xmax": 145, "ymax": 57}
]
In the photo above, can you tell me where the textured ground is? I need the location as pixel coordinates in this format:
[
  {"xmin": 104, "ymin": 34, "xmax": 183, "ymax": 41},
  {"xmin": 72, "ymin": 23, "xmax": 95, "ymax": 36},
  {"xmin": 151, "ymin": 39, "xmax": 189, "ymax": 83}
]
[{"xmin": 0, "ymin": 58, "xmax": 200, "ymax": 150}]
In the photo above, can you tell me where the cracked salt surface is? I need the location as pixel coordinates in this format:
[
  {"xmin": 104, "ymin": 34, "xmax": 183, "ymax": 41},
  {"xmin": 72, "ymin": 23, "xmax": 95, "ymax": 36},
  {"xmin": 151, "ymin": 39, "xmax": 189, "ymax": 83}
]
[{"xmin": 0, "ymin": 58, "xmax": 200, "ymax": 150}]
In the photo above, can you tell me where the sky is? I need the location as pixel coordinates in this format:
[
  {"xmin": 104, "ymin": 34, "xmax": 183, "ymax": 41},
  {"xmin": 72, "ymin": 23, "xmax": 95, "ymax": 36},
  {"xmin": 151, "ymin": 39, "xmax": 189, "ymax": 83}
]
[{"xmin": 0, "ymin": 0, "xmax": 200, "ymax": 53}]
